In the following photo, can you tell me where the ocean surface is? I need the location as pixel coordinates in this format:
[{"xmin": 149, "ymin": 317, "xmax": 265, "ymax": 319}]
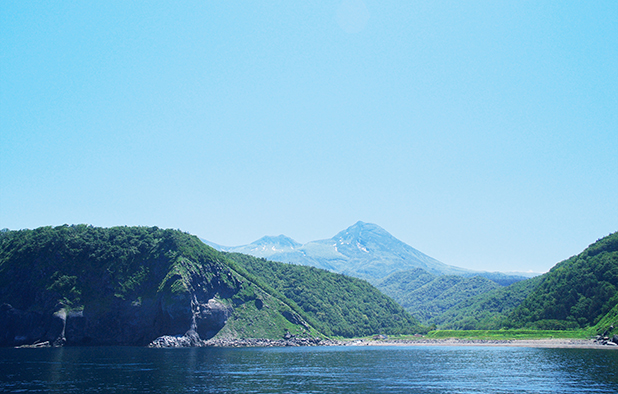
[{"xmin": 1, "ymin": 345, "xmax": 617, "ymax": 393}]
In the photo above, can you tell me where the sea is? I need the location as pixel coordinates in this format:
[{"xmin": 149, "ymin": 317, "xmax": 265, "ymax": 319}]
[{"xmin": 1, "ymin": 345, "xmax": 617, "ymax": 393}]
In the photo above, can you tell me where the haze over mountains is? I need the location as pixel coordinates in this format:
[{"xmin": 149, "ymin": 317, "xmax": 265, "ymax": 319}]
[{"xmin": 203, "ymin": 221, "xmax": 534, "ymax": 282}]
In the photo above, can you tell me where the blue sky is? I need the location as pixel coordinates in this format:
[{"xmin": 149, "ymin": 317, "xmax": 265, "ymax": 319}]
[{"xmin": 1, "ymin": 1, "xmax": 616, "ymax": 273}]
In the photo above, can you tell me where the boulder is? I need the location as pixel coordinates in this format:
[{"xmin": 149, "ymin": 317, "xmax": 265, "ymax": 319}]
[{"xmin": 149, "ymin": 329, "xmax": 206, "ymax": 348}]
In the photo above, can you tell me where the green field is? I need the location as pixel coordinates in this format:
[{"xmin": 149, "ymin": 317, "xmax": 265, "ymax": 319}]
[{"xmin": 424, "ymin": 329, "xmax": 590, "ymax": 340}]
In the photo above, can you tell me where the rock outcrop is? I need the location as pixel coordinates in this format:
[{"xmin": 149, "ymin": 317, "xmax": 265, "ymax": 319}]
[
  {"xmin": 0, "ymin": 293, "xmax": 236, "ymax": 347},
  {"xmin": 0, "ymin": 304, "xmax": 66, "ymax": 347},
  {"xmin": 148, "ymin": 334, "xmax": 331, "ymax": 348}
]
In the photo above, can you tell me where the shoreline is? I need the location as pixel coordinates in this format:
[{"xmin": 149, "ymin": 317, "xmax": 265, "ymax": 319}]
[
  {"xmin": 16, "ymin": 337, "xmax": 617, "ymax": 350},
  {"xmin": 345, "ymin": 338, "xmax": 618, "ymax": 349},
  {"xmin": 148, "ymin": 334, "xmax": 618, "ymax": 349}
]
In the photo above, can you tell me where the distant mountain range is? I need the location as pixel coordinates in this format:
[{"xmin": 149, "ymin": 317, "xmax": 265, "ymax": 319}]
[{"xmin": 202, "ymin": 221, "xmax": 534, "ymax": 283}]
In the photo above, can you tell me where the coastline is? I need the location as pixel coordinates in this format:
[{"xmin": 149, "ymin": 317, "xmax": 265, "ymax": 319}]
[
  {"xmin": 147, "ymin": 334, "xmax": 618, "ymax": 349},
  {"xmin": 345, "ymin": 337, "xmax": 618, "ymax": 349},
  {"xmin": 17, "ymin": 336, "xmax": 617, "ymax": 350}
]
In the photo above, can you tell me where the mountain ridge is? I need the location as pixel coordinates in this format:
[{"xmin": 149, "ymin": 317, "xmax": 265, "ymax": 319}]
[{"xmin": 203, "ymin": 221, "xmax": 533, "ymax": 281}]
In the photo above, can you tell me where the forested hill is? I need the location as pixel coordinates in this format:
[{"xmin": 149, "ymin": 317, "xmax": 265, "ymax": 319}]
[
  {"xmin": 506, "ymin": 231, "xmax": 618, "ymax": 330},
  {"xmin": 375, "ymin": 269, "xmax": 501, "ymax": 325},
  {"xmin": 428, "ymin": 275, "xmax": 544, "ymax": 330},
  {"xmin": 374, "ymin": 232, "xmax": 618, "ymax": 332},
  {"xmin": 224, "ymin": 252, "xmax": 424, "ymax": 337},
  {"xmin": 0, "ymin": 225, "xmax": 423, "ymax": 347},
  {"xmin": 0, "ymin": 225, "xmax": 323, "ymax": 346}
]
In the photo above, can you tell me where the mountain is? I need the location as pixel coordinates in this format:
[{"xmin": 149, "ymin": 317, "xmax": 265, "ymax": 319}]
[
  {"xmin": 209, "ymin": 221, "xmax": 483, "ymax": 280},
  {"xmin": 226, "ymin": 235, "xmax": 303, "ymax": 259},
  {"xmin": 202, "ymin": 221, "xmax": 537, "ymax": 329},
  {"xmin": 0, "ymin": 225, "xmax": 422, "ymax": 347}
]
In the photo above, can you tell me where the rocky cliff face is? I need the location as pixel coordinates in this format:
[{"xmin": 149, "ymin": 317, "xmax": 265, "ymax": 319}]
[
  {"xmin": 0, "ymin": 267, "xmax": 235, "ymax": 346},
  {"xmin": 0, "ymin": 303, "xmax": 67, "ymax": 347},
  {"xmin": 1, "ymin": 294, "xmax": 234, "ymax": 347},
  {"xmin": 0, "ymin": 226, "xmax": 317, "ymax": 347}
]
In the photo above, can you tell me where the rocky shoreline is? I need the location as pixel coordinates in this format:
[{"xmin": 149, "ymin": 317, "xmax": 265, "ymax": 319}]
[
  {"xmin": 16, "ymin": 330, "xmax": 618, "ymax": 350},
  {"xmin": 148, "ymin": 332, "xmax": 343, "ymax": 348},
  {"xmin": 146, "ymin": 331, "xmax": 618, "ymax": 349},
  {"xmin": 17, "ymin": 336, "xmax": 617, "ymax": 349}
]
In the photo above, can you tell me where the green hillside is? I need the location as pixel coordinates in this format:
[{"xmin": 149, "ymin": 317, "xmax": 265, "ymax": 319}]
[
  {"xmin": 506, "ymin": 231, "xmax": 618, "ymax": 330},
  {"xmin": 375, "ymin": 268, "xmax": 435, "ymax": 297},
  {"xmin": 430, "ymin": 275, "xmax": 543, "ymax": 329},
  {"xmin": 375, "ymin": 268, "xmax": 500, "ymax": 325},
  {"xmin": 594, "ymin": 303, "xmax": 618, "ymax": 336},
  {"xmin": 376, "ymin": 232, "xmax": 618, "ymax": 333},
  {"xmin": 0, "ymin": 225, "xmax": 321, "ymax": 346},
  {"xmin": 224, "ymin": 252, "xmax": 424, "ymax": 337},
  {"xmin": 0, "ymin": 225, "xmax": 425, "ymax": 347}
]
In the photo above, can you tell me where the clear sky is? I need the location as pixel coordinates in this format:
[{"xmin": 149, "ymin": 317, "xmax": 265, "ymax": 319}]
[{"xmin": 1, "ymin": 1, "xmax": 617, "ymax": 273}]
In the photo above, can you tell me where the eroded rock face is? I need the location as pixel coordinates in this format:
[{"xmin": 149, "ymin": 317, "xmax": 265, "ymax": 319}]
[
  {"xmin": 67, "ymin": 294, "xmax": 231, "ymax": 345},
  {"xmin": 1, "ymin": 294, "xmax": 235, "ymax": 347},
  {"xmin": 194, "ymin": 298, "xmax": 232, "ymax": 340},
  {"xmin": 0, "ymin": 304, "xmax": 66, "ymax": 347}
]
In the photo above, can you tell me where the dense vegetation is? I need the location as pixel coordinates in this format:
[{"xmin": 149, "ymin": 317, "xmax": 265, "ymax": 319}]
[
  {"xmin": 375, "ymin": 268, "xmax": 501, "ymax": 325},
  {"xmin": 0, "ymin": 225, "xmax": 323, "ymax": 345},
  {"xmin": 0, "ymin": 225, "xmax": 428, "ymax": 346},
  {"xmin": 0, "ymin": 225, "xmax": 236, "ymax": 310},
  {"xmin": 429, "ymin": 232, "xmax": 618, "ymax": 333},
  {"xmin": 506, "ymin": 232, "xmax": 618, "ymax": 330},
  {"xmin": 224, "ymin": 252, "xmax": 424, "ymax": 337},
  {"xmin": 430, "ymin": 276, "xmax": 543, "ymax": 329},
  {"xmin": 375, "ymin": 232, "xmax": 618, "ymax": 334}
]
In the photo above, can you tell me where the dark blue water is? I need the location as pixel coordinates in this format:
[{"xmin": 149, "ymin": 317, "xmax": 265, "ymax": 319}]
[{"xmin": 1, "ymin": 346, "xmax": 617, "ymax": 393}]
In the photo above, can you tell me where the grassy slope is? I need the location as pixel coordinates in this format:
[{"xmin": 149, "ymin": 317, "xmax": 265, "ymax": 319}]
[
  {"xmin": 590, "ymin": 303, "xmax": 618, "ymax": 337},
  {"xmin": 425, "ymin": 329, "xmax": 590, "ymax": 340}
]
